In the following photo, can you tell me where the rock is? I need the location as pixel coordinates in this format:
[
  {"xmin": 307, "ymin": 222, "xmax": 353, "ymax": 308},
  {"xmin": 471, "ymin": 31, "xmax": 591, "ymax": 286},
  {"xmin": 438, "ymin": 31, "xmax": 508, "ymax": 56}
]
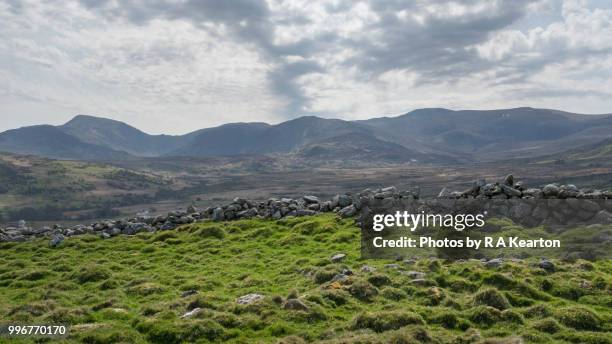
[
  {"xmin": 212, "ymin": 207, "xmax": 225, "ymax": 221},
  {"xmin": 331, "ymin": 274, "xmax": 349, "ymax": 282},
  {"xmin": 543, "ymin": 184, "xmax": 560, "ymax": 198},
  {"xmin": 282, "ymin": 299, "xmax": 309, "ymax": 311},
  {"xmin": 124, "ymin": 222, "xmax": 148, "ymax": 235},
  {"xmin": 338, "ymin": 205, "xmax": 356, "ymax": 218},
  {"xmin": 360, "ymin": 265, "xmax": 376, "ymax": 273},
  {"xmin": 236, "ymin": 293, "xmax": 264, "ymax": 305},
  {"xmin": 49, "ymin": 234, "xmax": 64, "ymax": 248},
  {"xmin": 592, "ymin": 210, "xmax": 612, "ymax": 223},
  {"xmin": 181, "ymin": 290, "xmax": 198, "ymax": 298},
  {"xmin": 100, "ymin": 232, "xmax": 111, "ymax": 239},
  {"xmin": 384, "ymin": 263, "xmax": 400, "ymax": 269},
  {"xmin": 501, "ymin": 185, "xmax": 522, "ymax": 197},
  {"xmin": 330, "ymin": 253, "xmax": 346, "ymax": 263},
  {"xmin": 438, "ymin": 187, "xmax": 450, "ymax": 198},
  {"xmin": 484, "ymin": 258, "xmax": 503, "ymax": 268},
  {"xmin": 181, "ymin": 308, "xmax": 201, "ymax": 319},
  {"xmin": 503, "ymin": 174, "xmax": 514, "ymax": 186},
  {"xmin": 538, "ymin": 260, "xmax": 555, "ymax": 272},
  {"xmin": 160, "ymin": 221, "xmax": 176, "ymax": 231},
  {"xmin": 580, "ymin": 200, "xmax": 601, "ymax": 213},
  {"xmin": 302, "ymin": 195, "xmax": 319, "ymax": 204},
  {"xmin": 338, "ymin": 194, "xmax": 352, "ymax": 208},
  {"xmin": 186, "ymin": 205, "xmax": 198, "ymax": 213}
]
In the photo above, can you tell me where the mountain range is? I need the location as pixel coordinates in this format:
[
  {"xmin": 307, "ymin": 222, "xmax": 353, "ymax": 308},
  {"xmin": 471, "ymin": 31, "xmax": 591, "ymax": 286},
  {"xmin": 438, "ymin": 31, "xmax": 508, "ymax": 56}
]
[{"xmin": 1, "ymin": 107, "xmax": 612, "ymax": 164}]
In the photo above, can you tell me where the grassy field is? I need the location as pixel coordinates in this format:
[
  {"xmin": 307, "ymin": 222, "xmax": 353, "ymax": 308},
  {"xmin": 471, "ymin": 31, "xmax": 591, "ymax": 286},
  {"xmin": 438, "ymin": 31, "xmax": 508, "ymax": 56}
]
[{"xmin": 0, "ymin": 214, "xmax": 611, "ymax": 343}]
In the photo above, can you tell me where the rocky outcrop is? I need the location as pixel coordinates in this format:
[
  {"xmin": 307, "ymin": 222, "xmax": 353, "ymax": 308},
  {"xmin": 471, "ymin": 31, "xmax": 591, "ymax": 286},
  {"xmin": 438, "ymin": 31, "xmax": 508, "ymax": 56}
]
[{"xmin": 1, "ymin": 174, "xmax": 610, "ymax": 243}]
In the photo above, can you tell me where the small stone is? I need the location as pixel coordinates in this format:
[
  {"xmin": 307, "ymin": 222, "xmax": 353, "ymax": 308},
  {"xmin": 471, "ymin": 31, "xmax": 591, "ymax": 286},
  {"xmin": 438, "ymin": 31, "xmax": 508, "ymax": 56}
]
[
  {"xmin": 181, "ymin": 308, "xmax": 201, "ymax": 319},
  {"xmin": 282, "ymin": 299, "xmax": 309, "ymax": 311},
  {"xmin": 484, "ymin": 258, "xmax": 503, "ymax": 268},
  {"xmin": 181, "ymin": 290, "xmax": 198, "ymax": 298},
  {"xmin": 503, "ymin": 174, "xmax": 514, "ymax": 186},
  {"xmin": 360, "ymin": 265, "xmax": 376, "ymax": 273},
  {"xmin": 330, "ymin": 253, "xmax": 346, "ymax": 263},
  {"xmin": 236, "ymin": 293, "xmax": 264, "ymax": 305},
  {"xmin": 302, "ymin": 195, "xmax": 319, "ymax": 204},
  {"xmin": 538, "ymin": 260, "xmax": 555, "ymax": 272}
]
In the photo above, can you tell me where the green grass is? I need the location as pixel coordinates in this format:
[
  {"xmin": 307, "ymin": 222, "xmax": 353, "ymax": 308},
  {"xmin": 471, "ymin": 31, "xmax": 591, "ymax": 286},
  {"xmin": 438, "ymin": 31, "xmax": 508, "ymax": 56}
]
[{"xmin": 0, "ymin": 214, "xmax": 611, "ymax": 343}]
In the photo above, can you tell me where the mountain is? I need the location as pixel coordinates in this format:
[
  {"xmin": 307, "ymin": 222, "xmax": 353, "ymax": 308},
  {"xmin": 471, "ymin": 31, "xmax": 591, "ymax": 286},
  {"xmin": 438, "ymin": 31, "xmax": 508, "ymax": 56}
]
[
  {"xmin": 60, "ymin": 115, "xmax": 185, "ymax": 157},
  {"xmin": 0, "ymin": 125, "xmax": 129, "ymax": 161},
  {"xmin": 1, "ymin": 108, "xmax": 612, "ymax": 164},
  {"xmin": 168, "ymin": 116, "xmax": 373, "ymax": 156},
  {"xmin": 360, "ymin": 107, "xmax": 612, "ymax": 160}
]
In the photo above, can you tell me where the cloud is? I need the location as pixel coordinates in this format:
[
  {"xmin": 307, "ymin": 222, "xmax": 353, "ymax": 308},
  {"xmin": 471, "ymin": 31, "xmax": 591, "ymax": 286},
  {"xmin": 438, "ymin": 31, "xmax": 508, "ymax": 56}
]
[{"xmin": 1, "ymin": 0, "xmax": 612, "ymax": 134}]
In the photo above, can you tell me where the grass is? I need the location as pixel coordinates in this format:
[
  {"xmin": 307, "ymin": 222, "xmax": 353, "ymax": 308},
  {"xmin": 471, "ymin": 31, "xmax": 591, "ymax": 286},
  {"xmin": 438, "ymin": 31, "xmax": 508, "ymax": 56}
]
[{"xmin": 0, "ymin": 214, "xmax": 610, "ymax": 343}]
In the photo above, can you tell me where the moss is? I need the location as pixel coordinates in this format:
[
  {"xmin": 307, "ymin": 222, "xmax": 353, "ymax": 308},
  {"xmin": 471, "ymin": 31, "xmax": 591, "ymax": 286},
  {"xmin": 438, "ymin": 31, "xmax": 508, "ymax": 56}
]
[
  {"xmin": 522, "ymin": 304, "xmax": 552, "ymax": 319},
  {"xmin": 321, "ymin": 289, "xmax": 350, "ymax": 306},
  {"xmin": 351, "ymin": 311, "xmax": 424, "ymax": 332},
  {"xmin": 472, "ymin": 288, "xmax": 511, "ymax": 310}
]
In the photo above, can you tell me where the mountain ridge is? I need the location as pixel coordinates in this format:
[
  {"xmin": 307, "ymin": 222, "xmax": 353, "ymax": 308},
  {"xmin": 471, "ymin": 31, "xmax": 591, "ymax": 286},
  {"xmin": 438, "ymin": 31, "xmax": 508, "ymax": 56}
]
[{"xmin": 1, "ymin": 107, "xmax": 612, "ymax": 164}]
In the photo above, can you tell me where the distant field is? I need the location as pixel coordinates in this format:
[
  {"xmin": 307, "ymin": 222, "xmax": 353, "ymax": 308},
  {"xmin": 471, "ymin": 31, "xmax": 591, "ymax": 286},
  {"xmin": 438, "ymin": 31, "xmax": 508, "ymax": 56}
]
[
  {"xmin": 0, "ymin": 214, "xmax": 610, "ymax": 343},
  {"xmin": 2, "ymin": 151, "xmax": 612, "ymax": 224}
]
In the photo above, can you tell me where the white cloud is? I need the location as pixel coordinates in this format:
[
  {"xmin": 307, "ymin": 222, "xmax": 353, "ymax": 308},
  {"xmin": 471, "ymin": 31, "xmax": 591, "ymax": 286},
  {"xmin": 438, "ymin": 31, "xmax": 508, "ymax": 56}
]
[{"xmin": 0, "ymin": 0, "xmax": 611, "ymax": 134}]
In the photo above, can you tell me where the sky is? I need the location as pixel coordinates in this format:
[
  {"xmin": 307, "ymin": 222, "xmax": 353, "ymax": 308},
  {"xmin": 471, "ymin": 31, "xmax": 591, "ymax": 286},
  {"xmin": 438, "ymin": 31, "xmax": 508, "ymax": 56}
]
[{"xmin": 1, "ymin": 0, "xmax": 612, "ymax": 134}]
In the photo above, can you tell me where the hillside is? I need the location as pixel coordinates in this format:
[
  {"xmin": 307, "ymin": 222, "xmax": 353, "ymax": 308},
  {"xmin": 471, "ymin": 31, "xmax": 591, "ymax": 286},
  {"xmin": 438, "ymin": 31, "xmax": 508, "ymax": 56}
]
[
  {"xmin": 0, "ymin": 125, "xmax": 129, "ymax": 161},
  {"xmin": 0, "ymin": 214, "xmax": 610, "ymax": 343},
  {"xmin": 0, "ymin": 153, "xmax": 176, "ymax": 222}
]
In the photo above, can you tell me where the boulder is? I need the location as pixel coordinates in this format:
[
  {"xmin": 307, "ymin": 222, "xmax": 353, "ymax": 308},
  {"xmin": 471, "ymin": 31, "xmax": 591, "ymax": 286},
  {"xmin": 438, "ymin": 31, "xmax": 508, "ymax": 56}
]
[
  {"xmin": 330, "ymin": 253, "xmax": 346, "ymax": 263},
  {"xmin": 302, "ymin": 195, "xmax": 319, "ymax": 204},
  {"xmin": 212, "ymin": 207, "xmax": 225, "ymax": 222},
  {"xmin": 338, "ymin": 205, "xmax": 356, "ymax": 218},
  {"xmin": 543, "ymin": 184, "xmax": 560, "ymax": 198},
  {"xmin": 236, "ymin": 293, "xmax": 264, "ymax": 305},
  {"xmin": 181, "ymin": 308, "xmax": 202, "ymax": 319},
  {"xmin": 49, "ymin": 234, "xmax": 64, "ymax": 248}
]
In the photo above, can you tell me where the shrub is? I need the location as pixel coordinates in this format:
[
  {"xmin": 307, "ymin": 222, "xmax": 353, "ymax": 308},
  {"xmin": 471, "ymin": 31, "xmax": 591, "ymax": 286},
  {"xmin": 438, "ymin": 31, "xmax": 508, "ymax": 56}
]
[
  {"xmin": 472, "ymin": 288, "xmax": 510, "ymax": 310},
  {"xmin": 348, "ymin": 280, "xmax": 378, "ymax": 301},
  {"xmin": 351, "ymin": 311, "xmax": 424, "ymax": 332},
  {"xmin": 532, "ymin": 318, "xmax": 562, "ymax": 334},
  {"xmin": 555, "ymin": 307, "xmax": 601, "ymax": 331}
]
